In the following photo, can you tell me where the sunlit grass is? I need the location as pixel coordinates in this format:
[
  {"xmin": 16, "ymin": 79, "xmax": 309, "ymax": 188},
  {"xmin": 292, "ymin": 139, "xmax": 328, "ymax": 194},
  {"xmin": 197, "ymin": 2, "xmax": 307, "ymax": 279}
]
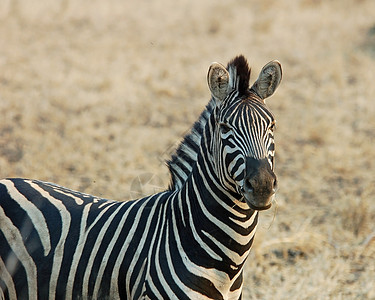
[{"xmin": 0, "ymin": 1, "xmax": 374, "ymax": 298}]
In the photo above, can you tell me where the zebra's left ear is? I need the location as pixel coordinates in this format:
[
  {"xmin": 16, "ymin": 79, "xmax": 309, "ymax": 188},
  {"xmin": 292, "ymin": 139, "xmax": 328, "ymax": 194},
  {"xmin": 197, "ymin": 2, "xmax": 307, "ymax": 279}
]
[
  {"xmin": 251, "ymin": 60, "xmax": 282, "ymax": 100},
  {"xmin": 207, "ymin": 62, "xmax": 230, "ymax": 102}
]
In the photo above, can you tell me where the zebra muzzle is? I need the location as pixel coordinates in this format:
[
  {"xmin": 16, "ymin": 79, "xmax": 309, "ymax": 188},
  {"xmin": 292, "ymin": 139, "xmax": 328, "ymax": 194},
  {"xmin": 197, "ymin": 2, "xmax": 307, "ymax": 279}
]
[{"xmin": 241, "ymin": 157, "xmax": 277, "ymax": 210}]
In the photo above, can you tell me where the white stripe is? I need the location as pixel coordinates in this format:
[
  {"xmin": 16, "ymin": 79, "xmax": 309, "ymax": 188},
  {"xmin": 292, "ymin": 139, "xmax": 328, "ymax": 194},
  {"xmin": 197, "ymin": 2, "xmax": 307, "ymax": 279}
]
[
  {"xmin": 223, "ymin": 145, "xmax": 240, "ymax": 154},
  {"xmin": 3, "ymin": 180, "xmax": 51, "ymax": 256},
  {"xmin": 192, "ymin": 174, "xmax": 251, "ymax": 246},
  {"xmin": 228, "ymin": 270, "xmax": 244, "ymax": 299},
  {"xmin": 197, "ymin": 159, "xmax": 249, "ymax": 219},
  {"xmin": 172, "ymin": 200, "xmax": 230, "ymax": 290},
  {"xmin": 105, "ymin": 200, "xmax": 139, "ymax": 298},
  {"xmin": 65, "ymin": 201, "xmax": 118, "ymax": 299},
  {"xmin": 201, "ymin": 230, "xmax": 251, "ymax": 266},
  {"xmin": 81, "ymin": 201, "xmax": 127, "ymax": 299},
  {"xmin": 130, "ymin": 259, "xmax": 147, "ymax": 299},
  {"xmin": 65, "ymin": 203, "xmax": 92, "ymax": 299},
  {"xmin": 142, "ymin": 198, "xmax": 169, "ymax": 298},
  {"xmin": 92, "ymin": 198, "xmax": 150, "ymax": 299},
  {"xmin": 0, "ymin": 205, "xmax": 37, "ymax": 300},
  {"xmin": 154, "ymin": 220, "xmax": 177, "ymax": 298},
  {"xmin": 170, "ymin": 163, "xmax": 188, "ymax": 186},
  {"xmin": 140, "ymin": 204, "xmax": 163, "ymax": 299},
  {"xmin": 145, "ymin": 274, "xmax": 164, "ymax": 299},
  {"xmin": 0, "ymin": 256, "xmax": 17, "ymax": 299},
  {"xmin": 229, "ymin": 210, "xmax": 258, "ymax": 229},
  {"xmin": 232, "ymin": 159, "xmax": 245, "ymax": 179},
  {"xmin": 28, "ymin": 182, "xmax": 72, "ymax": 300},
  {"xmin": 49, "ymin": 187, "xmax": 84, "ymax": 205},
  {"xmin": 177, "ymin": 191, "xmax": 186, "ymax": 228},
  {"xmin": 182, "ymin": 186, "xmax": 223, "ymax": 261},
  {"xmin": 166, "ymin": 212, "xmax": 213, "ymax": 300},
  {"xmin": 123, "ymin": 195, "xmax": 163, "ymax": 297},
  {"xmin": 107, "ymin": 196, "xmax": 160, "ymax": 299}
]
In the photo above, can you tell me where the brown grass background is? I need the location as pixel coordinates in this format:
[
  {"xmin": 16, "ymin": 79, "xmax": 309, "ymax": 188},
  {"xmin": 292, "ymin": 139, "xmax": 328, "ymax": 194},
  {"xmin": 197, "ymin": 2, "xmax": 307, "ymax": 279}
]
[{"xmin": 1, "ymin": 0, "xmax": 375, "ymax": 298}]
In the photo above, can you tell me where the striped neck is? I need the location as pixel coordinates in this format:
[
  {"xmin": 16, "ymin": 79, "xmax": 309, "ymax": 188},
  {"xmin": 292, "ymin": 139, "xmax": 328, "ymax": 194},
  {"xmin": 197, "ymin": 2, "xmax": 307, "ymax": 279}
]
[{"xmin": 176, "ymin": 138, "xmax": 258, "ymax": 275}]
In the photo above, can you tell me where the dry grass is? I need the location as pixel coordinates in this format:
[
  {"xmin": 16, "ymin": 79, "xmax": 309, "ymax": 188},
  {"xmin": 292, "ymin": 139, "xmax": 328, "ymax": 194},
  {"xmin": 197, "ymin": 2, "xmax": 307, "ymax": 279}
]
[{"xmin": 1, "ymin": 0, "xmax": 375, "ymax": 298}]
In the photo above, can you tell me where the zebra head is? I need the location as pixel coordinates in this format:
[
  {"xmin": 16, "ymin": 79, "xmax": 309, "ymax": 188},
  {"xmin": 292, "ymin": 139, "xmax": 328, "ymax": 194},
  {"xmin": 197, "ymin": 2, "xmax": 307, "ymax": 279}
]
[{"xmin": 207, "ymin": 55, "xmax": 282, "ymax": 210}]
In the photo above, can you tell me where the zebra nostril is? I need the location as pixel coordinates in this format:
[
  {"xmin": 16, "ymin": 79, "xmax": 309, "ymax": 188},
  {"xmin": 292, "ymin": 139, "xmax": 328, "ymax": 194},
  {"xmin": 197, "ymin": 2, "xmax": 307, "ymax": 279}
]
[{"xmin": 245, "ymin": 178, "xmax": 253, "ymax": 192}]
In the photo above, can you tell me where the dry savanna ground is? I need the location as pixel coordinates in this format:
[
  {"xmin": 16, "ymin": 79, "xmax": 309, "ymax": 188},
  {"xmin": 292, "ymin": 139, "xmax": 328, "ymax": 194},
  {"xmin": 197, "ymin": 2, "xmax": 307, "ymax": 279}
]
[{"xmin": 0, "ymin": 0, "xmax": 375, "ymax": 299}]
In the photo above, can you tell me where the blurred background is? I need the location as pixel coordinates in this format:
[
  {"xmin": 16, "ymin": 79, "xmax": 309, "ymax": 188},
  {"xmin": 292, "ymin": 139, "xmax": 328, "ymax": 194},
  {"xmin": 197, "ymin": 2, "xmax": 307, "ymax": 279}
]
[{"xmin": 0, "ymin": 0, "xmax": 374, "ymax": 298}]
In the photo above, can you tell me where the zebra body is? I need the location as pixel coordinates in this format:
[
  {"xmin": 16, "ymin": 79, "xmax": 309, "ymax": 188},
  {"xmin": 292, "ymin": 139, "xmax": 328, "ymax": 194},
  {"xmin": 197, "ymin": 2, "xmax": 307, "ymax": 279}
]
[{"xmin": 0, "ymin": 56, "xmax": 282, "ymax": 299}]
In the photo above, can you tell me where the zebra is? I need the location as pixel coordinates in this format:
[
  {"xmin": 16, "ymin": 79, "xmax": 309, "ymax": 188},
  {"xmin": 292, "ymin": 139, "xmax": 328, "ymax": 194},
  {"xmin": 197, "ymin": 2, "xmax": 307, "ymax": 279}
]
[{"xmin": 0, "ymin": 55, "xmax": 282, "ymax": 300}]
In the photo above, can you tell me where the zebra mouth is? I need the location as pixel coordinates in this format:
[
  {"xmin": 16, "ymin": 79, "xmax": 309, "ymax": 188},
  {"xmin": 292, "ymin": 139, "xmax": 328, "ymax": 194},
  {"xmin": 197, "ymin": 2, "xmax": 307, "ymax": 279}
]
[
  {"xmin": 246, "ymin": 201, "xmax": 272, "ymax": 211},
  {"xmin": 241, "ymin": 187, "xmax": 273, "ymax": 211}
]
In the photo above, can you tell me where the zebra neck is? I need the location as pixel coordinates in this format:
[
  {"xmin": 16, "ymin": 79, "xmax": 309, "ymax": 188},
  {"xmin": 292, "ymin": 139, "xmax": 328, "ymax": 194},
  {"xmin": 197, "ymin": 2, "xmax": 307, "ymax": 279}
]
[{"xmin": 176, "ymin": 148, "xmax": 258, "ymax": 270}]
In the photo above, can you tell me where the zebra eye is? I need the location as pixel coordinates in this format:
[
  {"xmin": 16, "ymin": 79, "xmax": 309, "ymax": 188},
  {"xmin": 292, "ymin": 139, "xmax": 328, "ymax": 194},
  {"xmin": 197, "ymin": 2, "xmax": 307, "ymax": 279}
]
[
  {"xmin": 219, "ymin": 123, "xmax": 231, "ymax": 135},
  {"xmin": 269, "ymin": 122, "xmax": 276, "ymax": 131}
]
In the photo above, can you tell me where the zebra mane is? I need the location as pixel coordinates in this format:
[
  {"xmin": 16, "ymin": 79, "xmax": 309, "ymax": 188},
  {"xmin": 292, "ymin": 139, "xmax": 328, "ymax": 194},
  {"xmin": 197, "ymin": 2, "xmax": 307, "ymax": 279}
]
[
  {"xmin": 167, "ymin": 55, "xmax": 251, "ymax": 191},
  {"xmin": 227, "ymin": 55, "xmax": 251, "ymax": 96},
  {"xmin": 167, "ymin": 98, "xmax": 215, "ymax": 191}
]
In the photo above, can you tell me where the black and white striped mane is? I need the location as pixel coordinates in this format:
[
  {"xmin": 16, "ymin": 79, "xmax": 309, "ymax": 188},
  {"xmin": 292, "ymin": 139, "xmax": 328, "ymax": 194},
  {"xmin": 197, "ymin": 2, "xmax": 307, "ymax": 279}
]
[
  {"xmin": 227, "ymin": 55, "xmax": 251, "ymax": 96},
  {"xmin": 167, "ymin": 55, "xmax": 251, "ymax": 190}
]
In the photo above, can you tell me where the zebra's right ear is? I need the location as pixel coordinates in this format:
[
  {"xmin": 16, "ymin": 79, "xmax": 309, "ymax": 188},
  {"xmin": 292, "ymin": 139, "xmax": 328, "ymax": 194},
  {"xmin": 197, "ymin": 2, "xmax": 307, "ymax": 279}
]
[{"xmin": 207, "ymin": 62, "xmax": 230, "ymax": 102}]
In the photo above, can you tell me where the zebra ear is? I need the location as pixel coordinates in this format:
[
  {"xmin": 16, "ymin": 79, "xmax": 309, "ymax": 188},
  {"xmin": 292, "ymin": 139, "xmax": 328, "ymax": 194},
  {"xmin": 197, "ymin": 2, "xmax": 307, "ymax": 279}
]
[
  {"xmin": 251, "ymin": 60, "xmax": 282, "ymax": 100},
  {"xmin": 207, "ymin": 62, "xmax": 230, "ymax": 102}
]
